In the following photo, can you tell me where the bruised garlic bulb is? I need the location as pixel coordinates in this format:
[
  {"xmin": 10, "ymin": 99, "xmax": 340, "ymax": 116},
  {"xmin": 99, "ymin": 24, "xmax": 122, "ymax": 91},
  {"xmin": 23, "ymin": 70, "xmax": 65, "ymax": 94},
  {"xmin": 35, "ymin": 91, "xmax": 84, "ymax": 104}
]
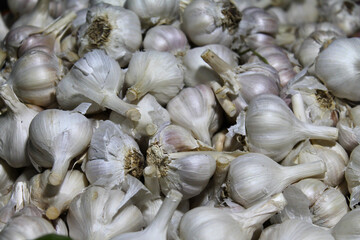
[
  {"xmin": 166, "ymin": 84, "xmax": 222, "ymax": 145},
  {"xmin": 85, "ymin": 120, "xmax": 144, "ymax": 186},
  {"xmin": 315, "ymin": 38, "xmax": 360, "ymax": 101},
  {"xmin": 67, "ymin": 185, "xmax": 144, "ymax": 240},
  {"xmin": 8, "ymin": 50, "xmax": 63, "ymax": 107},
  {"xmin": 56, "ymin": 49, "xmax": 140, "ymax": 120},
  {"xmin": 143, "ymin": 25, "xmax": 188, "ymax": 53},
  {"xmin": 125, "ymin": 0, "xmax": 179, "ymax": 29},
  {"xmin": 259, "ymin": 219, "xmax": 335, "ymax": 240},
  {"xmin": 78, "ymin": 3, "xmax": 142, "ymax": 67},
  {"xmin": 27, "ymin": 108, "xmax": 93, "ymax": 186},
  {"xmin": 244, "ymin": 94, "xmax": 338, "ymax": 162},
  {"xmin": 125, "ymin": 51, "xmax": 184, "ymax": 105},
  {"xmin": 345, "ymin": 144, "xmax": 360, "ymax": 208},
  {"xmin": 0, "ymin": 84, "xmax": 39, "ymax": 168},
  {"xmin": 332, "ymin": 208, "xmax": 360, "ymax": 239},
  {"xmin": 30, "ymin": 170, "xmax": 88, "ymax": 220},
  {"xmin": 180, "ymin": 193, "xmax": 286, "ymax": 240},
  {"xmin": 111, "ymin": 190, "xmax": 182, "ymax": 240},
  {"xmin": 227, "ymin": 153, "xmax": 326, "ymax": 208}
]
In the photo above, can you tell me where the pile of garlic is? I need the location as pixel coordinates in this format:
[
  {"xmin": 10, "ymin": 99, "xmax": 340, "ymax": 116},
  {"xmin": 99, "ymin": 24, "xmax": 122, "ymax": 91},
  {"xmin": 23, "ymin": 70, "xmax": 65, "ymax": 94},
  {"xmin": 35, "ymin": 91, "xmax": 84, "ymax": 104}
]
[{"xmin": 1, "ymin": 0, "xmax": 360, "ymax": 239}]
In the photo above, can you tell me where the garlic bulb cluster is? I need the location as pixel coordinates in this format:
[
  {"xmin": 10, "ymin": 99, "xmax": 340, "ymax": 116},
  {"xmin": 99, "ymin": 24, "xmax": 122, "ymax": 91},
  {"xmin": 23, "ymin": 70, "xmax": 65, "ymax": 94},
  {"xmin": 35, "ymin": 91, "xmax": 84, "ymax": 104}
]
[
  {"xmin": 27, "ymin": 108, "xmax": 93, "ymax": 186},
  {"xmin": 124, "ymin": 50, "xmax": 184, "ymax": 105},
  {"xmin": 227, "ymin": 153, "xmax": 326, "ymax": 208},
  {"xmin": 78, "ymin": 3, "xmax": 142, "ymax": 67}
]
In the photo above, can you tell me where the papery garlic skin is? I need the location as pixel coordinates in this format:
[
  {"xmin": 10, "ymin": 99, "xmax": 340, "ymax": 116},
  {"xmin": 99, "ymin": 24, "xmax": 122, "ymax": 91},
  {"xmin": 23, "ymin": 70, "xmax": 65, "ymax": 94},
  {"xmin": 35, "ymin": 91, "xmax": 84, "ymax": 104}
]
[
  {"xmin": 27, "ymin": 108, "xmax": 93, "ymax": 186},
  {"xmin": 293, "ymin": 179, "xmax": 328, "ymax": 206},
  {"xmin": 125, "ymin": 0, "xmax": 179, "ymax": 29},
  {"xmin": 345, "ymin": 144, "xmax": 360, "ymax": 208},
  {"xmin": 332, "ymin": 208, "xmax": 360, "ymax": 239},
  {"xmin": 0, "ymin": 161, "xmax": 17, "ymax": 197},
  {"xmin": 125, "ymin": 51, "xmax": 184, "ymax": 105},
  {"xmin": 315, "ymin": 37, "xmax": 360, "ymax": 101},
  {"xmin": 78, "ymin": 3, "xmax": 142, "ymax": 67},
  {"xmin": 85, "ymin": 120, "xmax": 144, "ymax": 186},
  {"xmin": 67, "ymin": 185, "xmax": 144, "ymax": 240}
]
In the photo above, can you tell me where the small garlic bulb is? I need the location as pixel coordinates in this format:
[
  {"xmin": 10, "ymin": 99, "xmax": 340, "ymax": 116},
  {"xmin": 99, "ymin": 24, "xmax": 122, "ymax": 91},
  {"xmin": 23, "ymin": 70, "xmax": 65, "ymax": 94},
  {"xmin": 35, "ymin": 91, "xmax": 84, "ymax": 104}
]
[
  {"xmin": 124, "ymin": 51, "xmax": 184, "ymax": 105},
  {"xmin": 27, "ymin": 108, "xmax": 93, "ymax": 186},
  {"xmin": 345, "ymin": 144, "xmax": 360, "ymax": 208},
  {"xmin": 244, "ymin": 94, "xmax": 338, "ymax": 162},
  {"xmin": 143, "ymin": 25, "xmax": 189, "ymax": 53},
  {"xmin": 30, "ymin": 170, "xmax": 88, "ymax": 220},
  {"xmin": 78, "ymin": 3, "xmax": 142, "ymax": 67},
  {"xmin": 67, "ymin": 185, "xmax": 144, "ymax": 240},
  {"xmin": 227, "ymin": 153, "xmax": 326, "ymax": 208},
  {"xmin": 166, "ymin": 84, "xmax": 222, "ymax": 145},
  {"xmin": 85, "ymin": 120, "xmax": 144, "ymax": 186},
  {"xmin": 125, "ymin": 0, "xmax": 179, "ymax": 29},
  {"xmin": 8, "ymin": 50, "xmax": 63, "ymax": 107},
  {"xmin": 259, "ymin": 219, "xmax": 335, "ymax": 240},
  {"xmin": 0, "ymin": 84, "xmax": 39, "ymax": 168},
  {"xmin": 315, "ymin": 37, "xmax": 360, "ymax": 101},
  {"xmin": 332, "ymin": 208, "xmax": 360, "ymax": 239}
]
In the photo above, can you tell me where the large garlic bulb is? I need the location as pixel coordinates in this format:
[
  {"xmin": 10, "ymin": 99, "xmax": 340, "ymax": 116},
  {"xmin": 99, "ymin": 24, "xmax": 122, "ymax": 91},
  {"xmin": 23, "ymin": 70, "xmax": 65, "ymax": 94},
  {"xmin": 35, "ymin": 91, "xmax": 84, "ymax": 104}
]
[
  {"xmin": 244, "ymin": 94, "xmax": 338, "ymax": 162},
  {"xmin": 85, "ymin": 120, "xmax": 144, "ymax": 186},
  {"xmin": 78, "ymin": 3, "xmax": 142, "ymax": 67},
  {"xmin": 124, "ymin": 51, "xmax": 184, "ymax": 105},
  {"xmin": 345, "ymin": 144, "xmax": 360, "ymax": 208},
  {"xmin": 0, "ymin": 84, "xmax": 39, "ymax": 168},
  {"xmin": 227, "ymin": 153, "xmax": 326, "ymax": 208},
  {"xmin": 315, "ymin": 38, "xmax": 360, "ymax": 101},
  {"xmin": 27, "ymin": 108, "xmax": 93, "ymax": 186},
  {"xmin": 167, "ymin": 84, "xmax": 222, "ymax": 145},
  {"xmin": 67, "ymin": 185, "xmax": 144, "ymax": 240}
]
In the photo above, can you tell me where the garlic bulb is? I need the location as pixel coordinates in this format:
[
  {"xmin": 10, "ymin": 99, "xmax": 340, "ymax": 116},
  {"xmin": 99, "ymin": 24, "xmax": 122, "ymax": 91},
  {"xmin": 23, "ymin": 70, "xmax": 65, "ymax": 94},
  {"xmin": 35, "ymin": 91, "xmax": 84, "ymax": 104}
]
[
  {"xmin": 124, "ymin": 51, "xmax": 184, "ymax": 105},
  {"xmin": 166, "ymin": 84, "xmax": 222, "ymax": 145},
  {"xmin": 332, "ymin": 208, "xmax": 360, "ymax": 239},
  {"xmin": 227, "ymin": 153, "xmax": 326, "ymax": 208},
  {"xmin": 345, "ymin": 144, "xmax": 360, "ymax": 208},
  {"xmin": 85, "ymin": 120, "xmax": 144, "ymax": 186},
  {"xmin": 315, "ymin": 37, "xmax": 360, "ymax": 101},
  {"xmin": 293, "ymin": 178, "xmax": 328, "ymax": 206},
  {"xmin": 259, "ymin": 219, "xmax": 335, "ymax": 240},
  {"xmin": 78, "ymin": 3, "xmax": 142, "ymax": 67},
  {"xmin": 181, "ymin": 0, "xmax": 241, "ymax": 47},
  {"xmin": 182, "ymin": 44, "xmax": 238, "ymax": 87},
  {"xmin": 146, "ymin": 145, "xmax": 216, "ymax": 199},
  {"xmin": 0, "ymin": 84, "xmax": 39, "ymax": 168},
  {"xmin": 180, "ymin": 193, "xmax": 287, "ymax": 240},
  {"xmin": 238, "ymin": 7, "xmax": 278, "ymax": 36},
  {"xmin": 143, "ymin": 25, "xmax": 189, "ymax": 53},
  {"xmin": 110, "ymin": 189, "xmax": 182, "ymax": 240},
  {"xmin": 27, "ymin": 108, "xmax": 93, "ymax": 186},
  {"xmin": 67, "ymin": 185, "xmax": 144, "ymax": 240},
  {"xmin": 285, "ymin": 0, "xmax": 318, "ymax": 25},
  {"xmin": 30, "ymin": 170, "xmax": 88, "ymax": 220},
  {"xmin": 0, "ymin": 215, "xmax": 56, "ymax": 240},
  {"xmin": 56, "ymin": 49, "xmax": 140, "ymax": 120},
  {"xmin": 8, "ymin": 50, "xmax": 63, "ymax": 107},
  {"xmin": 244, "ymin": 94, "xmax": 338, "ymax": 162},
  {"xmin": 125, "ymin": 0, "xmax": 179, "ymax": 29}
]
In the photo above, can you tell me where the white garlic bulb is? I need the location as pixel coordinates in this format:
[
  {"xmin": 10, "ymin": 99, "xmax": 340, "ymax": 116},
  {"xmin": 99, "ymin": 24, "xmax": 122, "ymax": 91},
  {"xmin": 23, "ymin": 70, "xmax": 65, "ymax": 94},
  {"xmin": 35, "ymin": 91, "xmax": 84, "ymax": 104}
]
[
  {"xmin": 244, "ymin": 94, "xmax": 338, "ymax": 162},
  {"xmin": 259, "ymin": 219, "xmax": 335, "ymax": 240},
  {"xmin": 181, "ymin": 0, "xmax": 241, "ymax": 47},
  {"xmin": 8, "ymin": 50, "xmax": 63, "ymax": 107},
  {"xmin": 332, "ymin": 208, "xmax": 360, "ymax": 239},
  {"xmin": 110, "ymin": 189, "xmax": 182, "ymax": 240},
  {"xmin": 0, "ymin": 84, "xmax": 39, "ymax": 168},
  {"xmin": 78, "ymin": 3, "xmax": 142, "ymax": 67},
  {"xmin": 345, "ymin": 144, "xmax": 360, "ymax": 208},
  {"xmin": 124, "ymin": 51, "xmax": 184, "ymax": 105},
  {"xmin": 182, "ymin": 44, "xmax": 238, "ymax": 87},
  {"xmin": 315, "ymin": 37, "xmax": 360, "ymax": 101},
  {"xmin": 27, "ymin": 108, "xmax": 93, "ymax": 186},
  {"xmin": 143, "ymin": 25, "xmax": 188, "ymax": 53},
  {"xmin": 67, "ymin": 185, "xmax": 144, "ymax": 240},
  {"xmin": 180, "ymin": 193, "xmax": 287, "ymax": 240},
  {"xmin": 293, "ymin": 178, "xmax": 328, "ymax": 206},
  {"xmin": 85, "ymin": 120, "xmax": 144, "ymax": 187},
  {"xmin": 30, "ymin": 170, "xmax": 88, "ymax": 220},
  {"xmin": 56, "ymin": 49, "xmax": 140, "ymax": 120},
  {"xmin": 166, "ymin": 84, "xmax": 222, "ymax": 145},
  {"xmin": 125, "ymin": 0, "xmax": 179, "ymax": 29},
  {"xmin": 227, "ymin": 153, "xmax": 326, "ymax": 208}
]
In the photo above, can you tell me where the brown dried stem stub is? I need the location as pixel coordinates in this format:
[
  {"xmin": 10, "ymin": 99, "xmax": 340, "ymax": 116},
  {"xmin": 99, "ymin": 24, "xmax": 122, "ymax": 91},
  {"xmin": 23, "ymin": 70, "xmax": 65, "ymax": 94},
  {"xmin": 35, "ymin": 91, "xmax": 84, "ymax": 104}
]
[
  {"xmin": 124, "ymin": 149, "xmax": 144, "ymax": 179},
  {"xmin": 146, "ymin": 143, "xmax": 171, "ymax": 178},
  {"xmin": 316, "ymin": 90, "xmax": 335, "ymax": 109},
  {"xmin": 86, "ymin": 16, "xmax": 112, "ymax": 48},
  {"xmin": 221, "ymin": 2, "xmax": 242, "ymax": 34}
]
